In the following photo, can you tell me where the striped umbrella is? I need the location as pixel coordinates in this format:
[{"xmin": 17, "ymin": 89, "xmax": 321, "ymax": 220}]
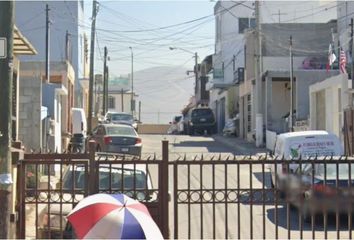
[{"xmin": 67, "ymin": 193, "xmax": 163, "ymax": 239}]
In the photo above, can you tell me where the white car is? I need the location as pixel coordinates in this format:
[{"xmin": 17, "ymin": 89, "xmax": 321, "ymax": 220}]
[
  {"xmin": 168, "ymin": 115, "xmax": 183, "ymax": 134},
  {"xmin": 268, "ymin": 130, "xmax": 345, "ymax": 220},
  {"xmin": 269, "ymin": 130, "xmax": 343, "ymax": 186},
  {"xmin": 37, "ymin": 164, "xmax": 154, "ymax": 239}
]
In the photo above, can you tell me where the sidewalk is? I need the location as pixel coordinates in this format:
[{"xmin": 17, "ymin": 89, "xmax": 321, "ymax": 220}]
[{"xmin": 213, "ymin": 134, "xmax": 268, "ymax": 155}]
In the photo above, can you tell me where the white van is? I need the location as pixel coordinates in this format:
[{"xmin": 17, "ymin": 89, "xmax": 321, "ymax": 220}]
[
  {"xmin": 270, "ymin": 130, "xmax": 343, "ymax": 187},
  {"xmin": 71, "ymin": 108, "xmax": 87, "ymax": 137}
]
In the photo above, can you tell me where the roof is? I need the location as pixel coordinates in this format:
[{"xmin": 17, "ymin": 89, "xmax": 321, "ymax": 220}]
[
  {"xmin": 100, "ymin": 123, "xmax": 134, "ymax": 128},
  {"xmin": 277, "ymin": 130, "xmax": 330, "ymax": 139},
  {"xmin": 14, "ymin": 25, "xmax": 37, "ymax": 55}
]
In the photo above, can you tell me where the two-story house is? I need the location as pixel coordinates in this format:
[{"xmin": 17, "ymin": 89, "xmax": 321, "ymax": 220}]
[{"xmin": 207, "ymin": 0, "xmax": 255, "ymax": 133}]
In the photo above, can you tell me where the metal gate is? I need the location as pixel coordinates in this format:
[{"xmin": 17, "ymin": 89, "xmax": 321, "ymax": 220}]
[
  {"xmin": 17, "ymin": 141, "xmax": 169, "ymax": 239},
  {"xmin": 173, "ymin": 155, "xmax": 354, "ymax": 239}
]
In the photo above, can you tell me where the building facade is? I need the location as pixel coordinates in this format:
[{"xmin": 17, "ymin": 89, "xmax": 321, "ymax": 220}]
[
  {"xmin": 208, "ymin": 0, "xmax": 254, "ymax": 133},
  {"xmin": 15, "ymin": 0, "xmax": 88, "ymax": 106}
]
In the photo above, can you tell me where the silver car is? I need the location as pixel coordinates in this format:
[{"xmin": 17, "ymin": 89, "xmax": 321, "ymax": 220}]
[
  {"xmin": 37, "ymin": 164, "xmax": 154, "ymax": 239},
  {"xmin": 88, "ymin": 124, "xmax": 142, "ymax": 156},
  {"xmin": 105, "ymin": 112, "xmax": 138, "ymax": 130}
]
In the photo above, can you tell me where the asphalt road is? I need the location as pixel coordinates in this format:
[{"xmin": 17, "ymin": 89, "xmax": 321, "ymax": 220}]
[{"xmin": 141, "ymin": 134, "xmax": 354, "ymax": 239}]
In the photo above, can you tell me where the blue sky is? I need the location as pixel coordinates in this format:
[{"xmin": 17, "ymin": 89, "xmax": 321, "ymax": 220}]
[{"xmin": 84, "ymin": 1, "xmax": 216, "ymax": 76}]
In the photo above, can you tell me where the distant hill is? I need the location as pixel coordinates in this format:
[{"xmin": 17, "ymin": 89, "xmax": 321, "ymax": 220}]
[{"xmin": 134, "ymin": 66, "xmax": 194, "ymax": 124}]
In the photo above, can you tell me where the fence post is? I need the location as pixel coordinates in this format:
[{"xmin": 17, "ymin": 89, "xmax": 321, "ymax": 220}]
[
  {"xmin": 88, "ymin": 141, "xmax": 97, "ymax": 195},
  {"xmin": 159, "ymin": 140, "xmax": 169, "ymax": 238}
]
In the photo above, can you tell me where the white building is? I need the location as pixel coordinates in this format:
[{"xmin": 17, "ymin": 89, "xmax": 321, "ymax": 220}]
[
  {"xmin": 207, "ymin": 0, "xmax": 255, "ymax": 133},
  {"xmin": 15, "ymin": 0, "xmax": 88, "ymax": 107}
]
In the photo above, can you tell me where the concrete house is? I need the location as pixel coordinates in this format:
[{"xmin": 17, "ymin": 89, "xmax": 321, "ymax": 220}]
[
  {"xmin": 96, "ymin": 76, "xmax": 137, "ymax": 115},
  {"xmin": 240, "ymin": 21, "xmax": 340, "ymax": 148},
  {"xmin": 19, "ymin": 61, "xmax": 74, "ymax": 152},
  {"xmin": 196, "ymin": 55, "xmax": 212, "ymax": 107},
  {"xmin": 15, "ymin": 0, "xmax": 88, "ymax": 107},
  {"xmin": 308, "ymin": 2, "xmax": 354, "ymax": 143},
  {"xmin": 207, "ymin": 0, "xmax": 255, "ymax": 133}
]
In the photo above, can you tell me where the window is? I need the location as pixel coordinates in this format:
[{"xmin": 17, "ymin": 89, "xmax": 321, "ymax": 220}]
[
  {"xmin": 239, "ymin": 18, "xmax": 256, "ymax": 33},
  {"xmin": 108, "ymin": 96, "xmax": 115, "ymax": 109}
]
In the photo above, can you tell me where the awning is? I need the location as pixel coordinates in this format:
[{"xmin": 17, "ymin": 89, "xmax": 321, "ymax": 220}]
[{"xmin": 13, "ymin": 25, "xmax": 37, "ymax": 55}]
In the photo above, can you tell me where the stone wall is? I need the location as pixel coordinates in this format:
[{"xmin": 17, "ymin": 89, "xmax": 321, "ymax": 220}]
[{"xmin": 18, "ymin": 63, "xmax": 42, "ymax": 151}]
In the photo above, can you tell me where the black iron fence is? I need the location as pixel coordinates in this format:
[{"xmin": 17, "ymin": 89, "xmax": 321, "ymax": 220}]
[
  {"xmin": 16, "ymin": 141, "xmax": 354, "ymax": 239},
  {"xmin": 173, "ymin": 155, "xmax": 354, "ymax": 239}
]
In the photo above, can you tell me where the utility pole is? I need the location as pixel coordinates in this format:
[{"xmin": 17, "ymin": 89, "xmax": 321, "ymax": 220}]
[
  {"xmin": 105, "ymin": 65, "xmax": 109, "ymax": 114},
  {"xmin": 45, "ymin": 4, "xmax": 50, "ymax": 83},
  {"xmin": 129, "ymin": 47, "xmax": 134, "ymax": 115},
  {"xmin": 121, "ymin": 88, "xmax": 124, "ymax": 112},
  {"xmin": 88, "ymin": 0, "xmax": 98, "ymax": 133},
  {"xmin": 272, "ymin": 9, "xmax": 287, "ymax": 24},
  {"xmin": 255, "ymin": 0, "xmax": 263, "ymax": 147},
  {"xmin": 289, "ymin": 35, "xmax": 294, "ymax": 132},
  {"xmin": 350, "ymin": 18, "xmax": 354, "ymax": 97},
  {"xmin": 0, "ymin": 1, "xmax": 13, "ymax": 238},
  {"xmin": 138, "ymin": 101, "xmax": 141, "ymax": 122},
  {"xmin": 194, "ymin": 52, "xmax": 198, "ymax": 96},
  {"xmin": 102, "ymin": 46, "xmax": 108, "ymax": 115},
  {"xmin": 65, "ymin": 30, "xmax": 71, "ymax": 63}
]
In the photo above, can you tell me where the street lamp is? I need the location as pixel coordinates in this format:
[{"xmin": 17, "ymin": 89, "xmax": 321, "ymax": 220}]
[
  {"xmin": 129, "ymin": 46, "xmax": 134, "ymax": 115},
  {"xmin": 169, "ymin": 46, "xmax": 198, "ymax": 96}
]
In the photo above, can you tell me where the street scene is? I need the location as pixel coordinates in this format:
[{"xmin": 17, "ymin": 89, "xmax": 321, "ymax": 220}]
[{"xmin": 1, "ymin": 0, "xmax": 354, "ymax": 239}]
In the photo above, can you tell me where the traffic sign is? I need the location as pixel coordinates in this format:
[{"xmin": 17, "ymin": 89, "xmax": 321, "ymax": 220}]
[{"xmin": 0, "ymin": 38, "xmax": 6, "ymax": 59}]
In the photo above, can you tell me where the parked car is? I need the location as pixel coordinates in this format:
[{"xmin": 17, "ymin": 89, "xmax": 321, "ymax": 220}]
[
  {"xmin": 37, "ymin": 164, "xmax": 153, "ymax": 239},
  {"xmin": 104, "ymin": 112, "xmax": 138, "ymax": 130},
  {"xmin": 87, "ymin": 124, "xmax": 142, "ymax": 156},
  {"xmin": 223, "ymin": 115, "xmax": 239, "ymax": 136},
  {"xmin": 168, "ymin": 115, "xmax": 183, "ymax": 134},
  {"xmin": 184, "ymin": 107, "xmax": 216, "ymax": 135},
  {"xmin": 71, "ymin": 108, "xmax": 87, "ymax": 137},
  {"xmin": 269, "ymin": 130, "xmax": 348, "ymax": 221},
  {"xmin": 281, "ymin": 161, "xmax": 354, "ymax": 221}
]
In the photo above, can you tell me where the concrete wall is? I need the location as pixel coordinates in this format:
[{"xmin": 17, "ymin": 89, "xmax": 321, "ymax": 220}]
[
  {"xmin": 309, "ymin": 74, "xmax": 348, "ymax": 140},
  {"xmin": 137, "ymin": 124, "xmax": 170, "ymax": 134},
  {"xmin": 295, "ymin": 70, "xmax": 339, "ymax": 120},
  {"xmin": 18, "ymin": 63, "xmax": 42, "ymax": 151}
]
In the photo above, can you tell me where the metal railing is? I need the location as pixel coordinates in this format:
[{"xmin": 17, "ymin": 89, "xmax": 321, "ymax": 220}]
[
  {"xmin": 172, "ymin": 155, "xmax": 354, "ymax": 239},
  {"xmin": 17, "ymin": 141, "xmax": 354, "ymax": 239}
]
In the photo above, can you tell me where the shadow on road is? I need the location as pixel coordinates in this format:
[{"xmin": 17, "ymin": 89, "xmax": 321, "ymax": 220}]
[
  {"xmin": 266, "ymin": 206, "xmax": 354, "ymax": 231},
  {"xmin": 172, "ymin": 139, "xmax": 236, "ymax": 153}
]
